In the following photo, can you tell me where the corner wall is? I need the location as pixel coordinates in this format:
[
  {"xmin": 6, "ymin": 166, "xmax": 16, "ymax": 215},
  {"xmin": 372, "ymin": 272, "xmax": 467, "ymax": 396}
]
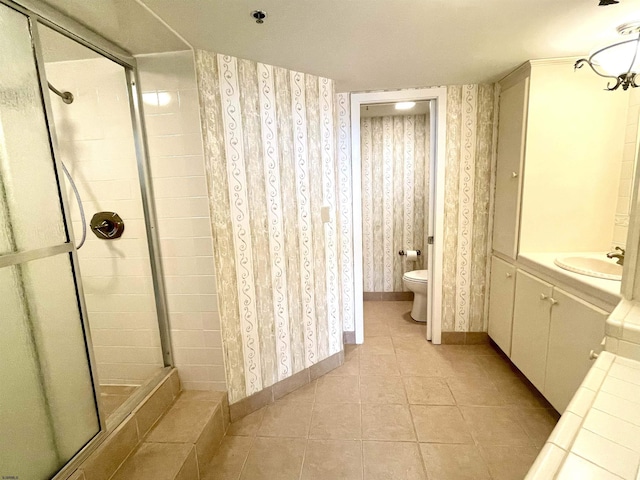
[
  {"xmin": 138, "ymin": 51, "xmax": 226, "ymax": 391},
  {"xmin": 613, "ymin": 88, "xmax": 640, "ymax": 249},
  {"xmin": 195, "ymin": 51, "xmax": 343, "ymax": 403}
]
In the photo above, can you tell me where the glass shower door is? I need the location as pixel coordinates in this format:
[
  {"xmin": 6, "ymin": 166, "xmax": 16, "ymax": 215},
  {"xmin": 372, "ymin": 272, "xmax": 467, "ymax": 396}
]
[{"xmin": 0, "ymin": 3, "xmax": 101, "ymax": 479}]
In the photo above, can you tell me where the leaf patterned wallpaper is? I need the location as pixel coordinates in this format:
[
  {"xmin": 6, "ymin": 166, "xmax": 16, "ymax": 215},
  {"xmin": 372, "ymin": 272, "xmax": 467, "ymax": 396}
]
[
  {"xmin": 195, "ymin": 51, "xmax": 346, "ymax": 403},
  {"xmin": 360, "ymin": 114, "xmax": 429, "ymax": 293}
]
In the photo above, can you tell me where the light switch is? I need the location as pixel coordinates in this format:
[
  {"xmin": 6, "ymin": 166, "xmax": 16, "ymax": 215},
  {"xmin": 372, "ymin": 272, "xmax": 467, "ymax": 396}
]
[{"xmin": 321, "ymin": 205, "xmax": 331, "ymax": 223}]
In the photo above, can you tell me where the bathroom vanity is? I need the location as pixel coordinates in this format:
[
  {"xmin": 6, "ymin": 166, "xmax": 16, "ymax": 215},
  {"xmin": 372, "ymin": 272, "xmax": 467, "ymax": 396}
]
[
  {"xmin": 487, "ymin": 59, "xmax": 631, "ymax": 413},
  {"xmin": 489, "ymin": 252, "xmax": 619, "ymax": 412}
]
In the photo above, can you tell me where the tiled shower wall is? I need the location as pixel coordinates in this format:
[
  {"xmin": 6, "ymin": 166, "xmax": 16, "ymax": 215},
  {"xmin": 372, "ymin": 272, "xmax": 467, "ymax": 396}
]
[
  {"xmin": 46, "ymin": 52, "xmax": 226, "ymax": 390},
  {"xmin": 137, "ymin": 51, "xmax": 226, "ymax": 391},
  {"xmin": 613, "ymin": 88, "xmax": 640, "ymax": 249},
  {"xmin": 46, "ymin": 58, "xmax": 164, "ymax": 385},
  {"xmin": 360, "ymin": 114, "xmax": 429, "ymax": 293}
]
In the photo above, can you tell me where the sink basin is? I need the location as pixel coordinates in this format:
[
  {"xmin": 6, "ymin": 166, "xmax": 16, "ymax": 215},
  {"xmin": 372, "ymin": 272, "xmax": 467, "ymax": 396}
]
[{"xmin": 554, "ymin": 255, "xmax": 622, "ymax": 281}]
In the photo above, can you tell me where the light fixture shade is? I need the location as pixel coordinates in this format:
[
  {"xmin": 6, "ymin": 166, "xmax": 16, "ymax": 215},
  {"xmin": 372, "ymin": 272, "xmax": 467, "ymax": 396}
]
[
  {"xmin": 576, "ymin": 22, "xmax": 640, "ymax": 91},
  {"xmin": 591, "ymin": 38, "xmax": 640, "ymax": 76},
  {"xmin": 395, "ymin": 102, "xmax": 416, "ymax": 110}
]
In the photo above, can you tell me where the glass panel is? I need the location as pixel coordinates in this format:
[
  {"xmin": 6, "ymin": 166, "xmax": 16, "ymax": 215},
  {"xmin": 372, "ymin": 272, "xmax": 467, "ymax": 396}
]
[
  {"xmin": 22, "ymin": 254, "xmax": 101, "ymax": 458},
  {"xmin": 0, "ymin": 265, "xmax": 59, "ymax": 479},
  {"xmin": 0, "ymin": 5, "xmax": 67, "ymax": 255},
  {"xmin": 0, "ymin": 254, "xmax": 100, "ymax": 479},
  {"xmin": 38, "ymin": 23, "xmax": 165, "ymax": 422}
]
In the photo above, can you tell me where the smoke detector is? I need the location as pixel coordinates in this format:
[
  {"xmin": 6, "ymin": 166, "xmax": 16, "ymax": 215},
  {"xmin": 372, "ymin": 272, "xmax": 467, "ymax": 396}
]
[{"xmin": 251, "ymin": 10, "xmax": 267, "ymax": 24}]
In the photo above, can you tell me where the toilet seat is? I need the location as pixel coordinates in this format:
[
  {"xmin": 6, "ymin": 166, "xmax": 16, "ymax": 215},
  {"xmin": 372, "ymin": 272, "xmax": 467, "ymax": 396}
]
[{"xmin": 403, "ymin": 270, "xmax": 428, "ymax": 283}]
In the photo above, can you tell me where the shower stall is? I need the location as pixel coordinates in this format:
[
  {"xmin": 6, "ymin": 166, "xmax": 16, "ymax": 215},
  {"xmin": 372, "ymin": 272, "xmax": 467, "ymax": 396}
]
[{"xmin": 0, "ymin": 1, "xmax": 173, "ymax": 478}]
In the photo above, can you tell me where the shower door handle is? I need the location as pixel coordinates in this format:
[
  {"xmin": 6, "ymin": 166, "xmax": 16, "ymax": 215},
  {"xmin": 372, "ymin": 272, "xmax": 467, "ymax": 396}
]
[{"xmin": 90, "ymin": 212, "xmax": 125, "ymax": 240}]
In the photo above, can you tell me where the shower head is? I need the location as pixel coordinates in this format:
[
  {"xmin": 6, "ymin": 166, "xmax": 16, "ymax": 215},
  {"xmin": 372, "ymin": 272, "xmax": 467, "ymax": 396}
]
[{"xmin": 47, "ymin": 82, "xmax": 74, "ymax": 104}]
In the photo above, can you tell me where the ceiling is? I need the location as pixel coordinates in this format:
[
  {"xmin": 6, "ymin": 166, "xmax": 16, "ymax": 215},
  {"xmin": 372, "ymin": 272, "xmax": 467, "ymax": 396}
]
[
  {"xmin": 36, "ymin": 0, "xmax": 640, "ymax": 92},
  {"xmin": 361, "ymin": 101, "xmax": 431, "ymax": 118},
  {"xmin": 38, "ymin": 0, "xmax": 189, "ymax": 55},
  {"xmin": 139, "ymin": 0, "xmax": 640, "ymax": 92},
  {"xmin": 38, "ymin": 22, "xmax": 102, "ymax": 62}
]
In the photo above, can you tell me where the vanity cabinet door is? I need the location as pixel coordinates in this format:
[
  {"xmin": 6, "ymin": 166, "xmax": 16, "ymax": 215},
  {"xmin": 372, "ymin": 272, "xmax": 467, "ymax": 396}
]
[
  {"xmin": 487, "ymin": 256, "xmax": 517, "ymax": 356},
  {"xmin": 511, "ymin": 270, "xmax": 552, "ymax": 392},
  {"xmin": 492, "ymin": 77, "xmax": 529, "ymax": 259},
  {"xmin": 544, "ymin": 288, "xmax": 607, "ymax": 413}
]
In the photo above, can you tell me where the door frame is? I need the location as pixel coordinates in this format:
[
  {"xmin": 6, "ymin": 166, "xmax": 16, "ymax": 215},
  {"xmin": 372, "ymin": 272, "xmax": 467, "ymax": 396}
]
[{"xmin": 350, "ymin": 87, "xmax": 447, "ymax": 344}]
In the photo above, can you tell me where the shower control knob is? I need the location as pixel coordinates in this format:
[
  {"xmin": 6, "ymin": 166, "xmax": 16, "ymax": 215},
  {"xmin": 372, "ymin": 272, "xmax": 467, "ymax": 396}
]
[{"xmin": 90, "ymin": 212, "xmax": 125, "ymax": 240}]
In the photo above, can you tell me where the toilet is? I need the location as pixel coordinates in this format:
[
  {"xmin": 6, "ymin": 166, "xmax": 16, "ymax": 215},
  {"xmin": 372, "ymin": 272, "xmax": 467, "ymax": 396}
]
[{"xmin": 402, "ymin": 270, "xmax": 429, "ymax": 322}]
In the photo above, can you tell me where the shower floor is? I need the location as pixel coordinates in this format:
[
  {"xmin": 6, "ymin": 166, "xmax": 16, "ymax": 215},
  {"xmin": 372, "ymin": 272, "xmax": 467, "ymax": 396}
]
[{"xmin": 100, "ymin": 385, "xmax": 139, "ymax": 419}]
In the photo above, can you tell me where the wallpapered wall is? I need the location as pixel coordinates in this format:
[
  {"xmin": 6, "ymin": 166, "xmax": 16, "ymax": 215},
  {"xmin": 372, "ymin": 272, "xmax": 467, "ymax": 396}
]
[
  {"xmin": 195, "ymin": 51, "xmax": 344, "ymax": 403},
  {"xmin": 360, "ymin": 114, "xmax": 429, "ymax": 293},
  {"xmin": 442, "ymin": 85, "xmax": 495, "ymax": 333},
  {"xmin": 338, "ymin": 85, "xmax": 495, "ymax": 333}
]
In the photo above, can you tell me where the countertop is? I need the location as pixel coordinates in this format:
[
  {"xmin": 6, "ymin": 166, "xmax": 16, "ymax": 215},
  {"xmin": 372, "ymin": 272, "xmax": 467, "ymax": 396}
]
[
  {"xmin": 518, "ymin": 252, "xmax": 622, "ymax": 308},
  {"xmin": 526, "ymin": 352, "xmax": 640, "ymax": 479}
]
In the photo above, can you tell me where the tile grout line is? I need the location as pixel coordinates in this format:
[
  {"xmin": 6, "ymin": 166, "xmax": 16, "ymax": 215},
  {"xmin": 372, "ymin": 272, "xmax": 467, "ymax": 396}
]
[{"xmin": 297, "ymin": 370, "xmax": 319, "ymax": 480}]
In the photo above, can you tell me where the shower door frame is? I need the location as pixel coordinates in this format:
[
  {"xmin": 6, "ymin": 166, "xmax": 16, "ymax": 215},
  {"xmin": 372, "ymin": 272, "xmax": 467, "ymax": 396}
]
[{"xmin": 1, "ymin": 0, "xmax": 175, "ymax": 477}]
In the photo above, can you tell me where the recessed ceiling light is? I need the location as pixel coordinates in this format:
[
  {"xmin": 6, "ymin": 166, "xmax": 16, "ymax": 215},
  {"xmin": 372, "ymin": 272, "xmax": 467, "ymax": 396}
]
[
  {"xmin": 395, "ymin": 102, "xmax": 416, "ymax": 110},
  {"xmin": 251, "ymin": 10, "xmax": 267, "ymax": 24}
]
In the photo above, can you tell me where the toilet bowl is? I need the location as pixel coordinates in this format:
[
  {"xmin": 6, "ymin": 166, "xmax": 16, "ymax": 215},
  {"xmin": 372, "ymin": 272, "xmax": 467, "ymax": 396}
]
[{"xmin": 403, "ymin": 270, "xmax": 429, "ymax": 323}]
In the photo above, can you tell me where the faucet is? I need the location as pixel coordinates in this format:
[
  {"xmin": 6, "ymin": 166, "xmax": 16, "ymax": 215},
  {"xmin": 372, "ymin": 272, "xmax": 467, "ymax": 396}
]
[{"xmin": 607, "ymin": 246, "xmax": 625, "ymax": 266}]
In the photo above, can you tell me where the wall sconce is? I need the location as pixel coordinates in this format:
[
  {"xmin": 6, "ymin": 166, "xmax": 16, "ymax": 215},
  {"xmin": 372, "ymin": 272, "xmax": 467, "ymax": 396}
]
[{"xmin": 575, "ymin": 21, "xmax": 640, "ymax": 91}]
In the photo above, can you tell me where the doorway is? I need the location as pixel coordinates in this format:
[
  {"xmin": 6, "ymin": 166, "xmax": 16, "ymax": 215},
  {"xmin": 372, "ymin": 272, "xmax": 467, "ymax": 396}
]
[{"xmin": 350, "ymin": 88, "xmax": 447, "ymax": 344}]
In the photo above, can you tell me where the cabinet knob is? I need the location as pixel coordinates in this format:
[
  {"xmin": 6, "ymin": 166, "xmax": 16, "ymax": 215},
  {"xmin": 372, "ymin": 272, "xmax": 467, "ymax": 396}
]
[
  {"xmin": 511, "ymin": 171, "xmax": 518, "ymax": 178},
  {"xmin": 589, "ymin": 350, "xmax": 599, "ymax": 360},
  {"xmin": 506, "ymin": 272, "xmax": 512, "ymax": 278},
  {"xmin": 540, "ymin": 293, "xmax": 548, "ymax": 300},
  {"xmin": 549, "ymin": 298, "xmax": 558, "ymax": 306}
]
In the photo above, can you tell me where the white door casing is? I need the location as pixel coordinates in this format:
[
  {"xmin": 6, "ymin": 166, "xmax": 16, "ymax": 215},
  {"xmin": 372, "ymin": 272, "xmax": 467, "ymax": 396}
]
[{"xmin": 350, "ymin": 87, "xmax": 447, "ymax": 344}]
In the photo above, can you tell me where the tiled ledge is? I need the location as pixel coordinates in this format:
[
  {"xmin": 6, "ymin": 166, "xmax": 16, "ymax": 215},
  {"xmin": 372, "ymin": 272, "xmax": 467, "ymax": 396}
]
[
  {"xmin": 606, "ymin": 299, "xmax": 640, "ymax": 360},
  {"xmin": 67, "ymin": 369, "xmax": 182, "ymax": 480},
  {"xmin": 526, "ymin": 352, "xmax": 640, "ymax": 479},
  {"xmin": 111, "ymin": 391, "xmax": 229, "ymax": 479}
]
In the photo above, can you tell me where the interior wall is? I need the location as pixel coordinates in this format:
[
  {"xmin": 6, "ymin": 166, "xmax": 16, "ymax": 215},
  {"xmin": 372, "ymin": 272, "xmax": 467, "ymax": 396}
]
[
  {"xmin": 46, "ymin": 58, "xmax": 164, "ymax": 385},
  {"xmin": 137, "ymin": 51, "xmax": 226, "ymax": 391},
  {"xmin": 613, "ymin": 88, "xmax": 640, "ymax": 250},
  {"xmin": 519, "ymin": 63, "xmax": 627, "ymax": 254},
  {"xmin": 341, "ymin": 85, "xmax": 495, "ymax": 334},
  {"xmin": 360, "ymin": 114, "xmax": 429, "ymax": 292},
  {"xmin": 442, "ymin": 85, "xmax": 495, "ymax": 333},
  {"xmin": 195, "ymin": 51, "xmax": 343, "ymax": 403}
]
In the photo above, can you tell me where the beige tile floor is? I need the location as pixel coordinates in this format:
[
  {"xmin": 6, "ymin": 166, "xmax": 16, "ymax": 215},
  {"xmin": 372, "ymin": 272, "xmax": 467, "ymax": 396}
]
[{"xmin": 202, "ymin": 301, "xmax": 559, "ymax": 480}]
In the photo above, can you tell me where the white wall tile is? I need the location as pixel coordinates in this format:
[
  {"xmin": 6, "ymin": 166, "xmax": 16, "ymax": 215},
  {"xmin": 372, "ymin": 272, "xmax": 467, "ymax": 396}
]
[
  {"xmin": 46, "ymin": 58, "xmax": 165, "ymax": 385},
  {"xmin": 138, "ymin": 51, "xmax": 225, "ymax": 393}
]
